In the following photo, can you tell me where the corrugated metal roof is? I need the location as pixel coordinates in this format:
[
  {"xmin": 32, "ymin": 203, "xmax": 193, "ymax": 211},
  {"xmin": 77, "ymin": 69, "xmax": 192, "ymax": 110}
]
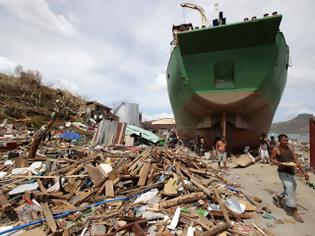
[{"xmin": 126, "ymin": 125, "xmax": 160, "ymax": 143}]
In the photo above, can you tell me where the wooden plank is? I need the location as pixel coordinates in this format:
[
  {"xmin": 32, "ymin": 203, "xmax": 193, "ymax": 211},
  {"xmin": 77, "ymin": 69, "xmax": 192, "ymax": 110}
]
[
  {"xmin": 65, "ymin": 163, "xmax": 84, "ymax": 176},
  {"xmin": 252, "ymin": 223, "xmax": 268, "ymax": 236},
  {"xmin": 180, "ymin": 166, "xmax": 214, "ymax": 198},
  {"xmin": 117, "ymin": 181, "xmax": 164, "ymax": 195},
  {"xmin": 127, "ymin": 148, "xmax": 151, "ymax": 170},
  {"xmin": 85, "ymin": 165, "xmax": 106, "ymax": 186},
  {"xmin": 147, "ymin": 164, "xmax": 156, "ymax": 185},
  {"xmin": 210, "ymin": 210, "xmax": 252, "ymax": 219},
  {"xmin": 160, "ymin": 192, "xmax": 205, "ymax": 208},
  {"xmin": 190, "ymin": 177, "xmax": 213, "ymax": 198},
  {"xmin": 214, "ymin": 189, "xmax": 232, "ymax": 226},
  {"xmin": 19, "ymin": 227, "xmax": 47, "ymax": 236},
  {"xmin": 51, "ymin": 199, "xmax": 78, "ymax": 212},
  {"xmin": 0, "ymin": 191, "xmax": 18, "ymax": 220},
  {"xmin": 15, "ymin": 156, "xmax": 28, "ymax": 168},
  {"xmin": 29, "ymin": 118, "xmax": 56, "ymax": 159},
  {"xmin": 137, "ymin": 162, "xmax": 151, "ymax": 186},
  {"xmin": 63, "ymin": 229, "xmax": 71, "ymax": 236},
  {"xmin": 11, "ymin": 174, "xmax": 88, "ymax": 179},
  {"xmin": 131, "ymin": 223, "xmax": 146, "ymax": 236},
  {"xmin": 41, "ymin": 202, "xmax": 57, "ymax": 233},
  {"xmin": 201, "ymin": 223, "xmax": 229, "ymax": 236},
  {"xmin": 36, "ymin": 179, "xmax": 47, "ymax": 194},
  {"xmin": 103, "ymin": 219, "xmax": 147, "ymax": 236},
  {"xmin": 195, "ymin": 215, "xmax": 214, "ymax": 231},
  {"xmin": 97, "ymin": 180, "xmax": 107, "ymax": 195},
  {"xmin": 105, "ymin": 180, "xmax": 114, "ymax": 198},
  {"xmin": 72, "ymin": 191, "xmax": 92, "ymax": 206}
]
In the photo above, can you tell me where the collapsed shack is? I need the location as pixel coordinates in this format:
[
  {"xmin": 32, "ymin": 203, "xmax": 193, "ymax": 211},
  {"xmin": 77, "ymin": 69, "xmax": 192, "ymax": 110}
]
[
  {"xmin": 0, "ymin": 144, "xmax": 275, "ymax": 236},
  {"xmin": 92, "ymin": 119, "xmax": 160, "ymax": 147}
]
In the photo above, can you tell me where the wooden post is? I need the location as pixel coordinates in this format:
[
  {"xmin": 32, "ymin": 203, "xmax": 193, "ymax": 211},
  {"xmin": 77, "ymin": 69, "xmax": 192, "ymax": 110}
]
[
  {"xmin": 309, "ymin": 118, "xmax": 315, "ymax": 169},
  {"xmin": 28, "ymin": 117, "xmax": 57, "ymax": 159},
  {"xmin": 222, "ymin": 112, "xmax": 226, "ymax": 139}
]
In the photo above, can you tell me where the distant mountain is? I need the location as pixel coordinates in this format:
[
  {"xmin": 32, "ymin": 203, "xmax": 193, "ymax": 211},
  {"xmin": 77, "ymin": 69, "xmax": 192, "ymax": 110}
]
[{"xmin": 270, "ymin": 113, "xmax": 314, "ymax": 134}]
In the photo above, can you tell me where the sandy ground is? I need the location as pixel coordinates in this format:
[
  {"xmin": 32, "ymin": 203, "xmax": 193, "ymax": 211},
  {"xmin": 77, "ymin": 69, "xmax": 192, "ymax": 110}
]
[{"xmin": 222, "ymin": 162, "xmax": 315, "ymax": 236}]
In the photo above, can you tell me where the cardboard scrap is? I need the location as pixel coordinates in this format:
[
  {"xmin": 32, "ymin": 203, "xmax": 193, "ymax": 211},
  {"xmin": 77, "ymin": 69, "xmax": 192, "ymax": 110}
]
[
  {"xmin": 163, "ymin": 174, "xmax": 178, "ymax": 196},
  {"xmin": 239, "ymin": 199, "xmax": 256, "ymax": 211},
  {"xmin": 234, "ymin": 153, "xmax": 255, "ymax": 167}
]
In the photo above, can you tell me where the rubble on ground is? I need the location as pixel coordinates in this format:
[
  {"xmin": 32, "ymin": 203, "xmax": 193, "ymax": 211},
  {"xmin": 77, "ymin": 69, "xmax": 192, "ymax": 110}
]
[{"xmin": 0, "ymin": 121, "xmax": 310, "ymax": 236}]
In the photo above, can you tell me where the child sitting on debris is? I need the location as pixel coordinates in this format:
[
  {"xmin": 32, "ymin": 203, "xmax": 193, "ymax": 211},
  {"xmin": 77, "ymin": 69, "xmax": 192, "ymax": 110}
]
[{"xmin": 215, "ymin": 137, "xmax": 227, "ymax": 169}]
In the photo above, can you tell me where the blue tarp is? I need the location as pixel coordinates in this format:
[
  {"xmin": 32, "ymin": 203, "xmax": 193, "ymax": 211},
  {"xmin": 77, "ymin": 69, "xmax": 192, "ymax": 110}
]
[{"xmin": 59, "ymin": 132, "xmax": 81, "ymax": 140}]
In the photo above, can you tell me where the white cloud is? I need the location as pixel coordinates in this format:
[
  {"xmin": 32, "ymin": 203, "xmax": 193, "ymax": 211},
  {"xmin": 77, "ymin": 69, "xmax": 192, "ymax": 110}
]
[
  {"xmin": 142, "ymin": 112, "xmax": 174, "ymax": 122},
  {"xmin": 52, "ymin": 78, "xmax": 78, "ymax": 93},
  {"xmin": 149, "ymin": 73, "xmax": 167, "ymax": 92},
  {"xmin": 276, "ymin": 101, "xmax": 315, "ymax": 122},
  {"xmin": 0, "ymin": 0, "xmax": 314, "ymax": 121},
  {"xmin": 0, "ymin": 0, "xmax": 77, "ymax": 37},
  {"xmin": 287, "ymin": 65, "xmax": 315, "ymax": 87},
  {"xmin": 0, "ymin": 56, "xmax": 17, "ymax": 75}
]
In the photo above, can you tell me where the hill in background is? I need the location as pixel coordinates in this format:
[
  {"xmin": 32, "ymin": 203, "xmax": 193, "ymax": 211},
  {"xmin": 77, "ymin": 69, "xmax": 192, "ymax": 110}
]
[
  {"xmin": 0, "ymin": 71, "xmax": 85, "ymax": 127},
  {"xmin": 271, "ymin": 113, "xmax": 313, "ymax": 134}
]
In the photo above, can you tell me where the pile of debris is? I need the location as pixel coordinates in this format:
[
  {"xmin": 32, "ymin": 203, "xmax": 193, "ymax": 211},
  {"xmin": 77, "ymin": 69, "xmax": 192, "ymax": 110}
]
[
  {"xmin": 291, "ymin": 140, "xmax": 311, "ymax": 171},
  {"xmin": 0, "ymin": 144, "xmax": 274, "ymax": 235},
  {"xmin": 0, "ymin": 119, "xmax": 30, "ymax": 151}
]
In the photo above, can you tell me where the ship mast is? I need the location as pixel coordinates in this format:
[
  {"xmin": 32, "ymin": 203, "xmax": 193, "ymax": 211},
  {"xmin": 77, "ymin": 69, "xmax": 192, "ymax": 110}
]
[{"xmin": 180, "ymin": 3, "xmax": 208, "ymax": 27}]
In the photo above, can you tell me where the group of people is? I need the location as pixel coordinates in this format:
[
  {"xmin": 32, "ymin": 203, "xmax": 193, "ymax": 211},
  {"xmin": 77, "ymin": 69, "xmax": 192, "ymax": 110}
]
[
  {"xmin": 196, "ymin": 133, "xmax": 310, "ymax": 223},
  {"xmin": 259, "ymin": 133, "xmax": 277, "ymax": 163}
]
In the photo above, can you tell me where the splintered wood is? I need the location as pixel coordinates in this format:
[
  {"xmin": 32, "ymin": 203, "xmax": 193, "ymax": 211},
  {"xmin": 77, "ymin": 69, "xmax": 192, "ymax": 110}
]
[
  {"xmin": 137, "ymin": 162, "xmax": 151, "ymax": 186},
  {"xmin": 160, "ymin": 192, "xmax": 205, "ymax": 208},
  {"xmin": 41, "ymin": 203, "xmax": 57, "ymax": 233},
  {"xmin": 0, "ymin": 145, "xmax": 266, "ymax": 235}
]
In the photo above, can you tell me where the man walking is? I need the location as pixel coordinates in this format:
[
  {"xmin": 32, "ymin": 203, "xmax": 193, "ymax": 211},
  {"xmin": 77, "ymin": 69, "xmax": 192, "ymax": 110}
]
[{"xmin": 270, "ymin": 134, "xmax": 309, "ymax": 223}]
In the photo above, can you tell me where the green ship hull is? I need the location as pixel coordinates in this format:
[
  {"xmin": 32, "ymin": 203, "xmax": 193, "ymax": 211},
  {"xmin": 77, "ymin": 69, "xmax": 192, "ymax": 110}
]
[{"xmin": 166, "ymin": 15, "xmax": 289, "ymax": 150}]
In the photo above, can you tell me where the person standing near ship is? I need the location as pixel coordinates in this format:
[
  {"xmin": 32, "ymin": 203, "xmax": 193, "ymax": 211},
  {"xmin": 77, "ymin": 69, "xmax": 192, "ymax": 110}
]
[
  {"xmin": 215, "ymin": 137, "xmax": 227, "ymax": 169},
  {"xmin": 259, "ymin": 133, "xmax": 270, "ymax": 163},
  {"xmin": 270, "ymin": 134, "xmax": 309, "ymax": 223},
  {"xmin": 269, "ymin": 136, "xmax": 277, "ymax": 153}
]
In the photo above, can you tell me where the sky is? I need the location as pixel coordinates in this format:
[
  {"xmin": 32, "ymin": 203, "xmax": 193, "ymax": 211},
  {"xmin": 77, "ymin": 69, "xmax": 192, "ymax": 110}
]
[{"xmin": 0, "ymin": 0, "xmax": 314, "ymax": 122}]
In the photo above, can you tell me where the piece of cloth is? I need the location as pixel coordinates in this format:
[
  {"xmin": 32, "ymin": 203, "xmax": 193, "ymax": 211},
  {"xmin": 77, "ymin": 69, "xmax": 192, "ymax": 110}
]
[
  {"xmin": 277, "ymin": 146, "xmax": 295, "ymax": 175},
  {"xmin": 261, "ymin": 143, "xmax": 268, "ymax": 150},
  {"xmin": 218, "ymin": 152, "xmax": 227, "ymax": 162},
  {"xmin": 278, "ymin": 171, "xmax": 297, "ymax": 208},
  {"xmin": 243, "ymin": 146, "xmax": 250, "ymax": 153},
  {"xmin": 260, "ymin": 149, "xmax": 269, "ymax": 162}
]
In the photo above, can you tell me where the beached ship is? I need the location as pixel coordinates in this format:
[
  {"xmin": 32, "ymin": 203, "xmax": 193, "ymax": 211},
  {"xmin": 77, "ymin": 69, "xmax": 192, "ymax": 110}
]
[{"xmin": 166, "ymin": 3, "xmax": 289, "ymax": 150}]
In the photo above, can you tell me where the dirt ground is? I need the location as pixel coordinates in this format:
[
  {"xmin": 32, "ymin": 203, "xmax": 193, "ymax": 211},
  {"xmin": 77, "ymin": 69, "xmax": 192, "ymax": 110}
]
[{"xmin": 223, "ymin": 162, "xmax": 315, "ymax": 236}]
